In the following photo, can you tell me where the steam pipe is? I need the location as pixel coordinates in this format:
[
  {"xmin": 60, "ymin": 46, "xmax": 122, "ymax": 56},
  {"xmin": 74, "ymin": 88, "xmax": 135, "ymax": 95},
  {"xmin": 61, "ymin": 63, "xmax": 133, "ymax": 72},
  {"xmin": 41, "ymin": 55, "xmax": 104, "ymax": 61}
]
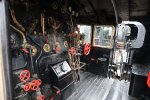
[
  {"xmin": 10, "ymin": 9, "xmax": 26, "ymax": 32},
  {"xmin": 10, "ymin": 24, "xmax": 27, "ymax": 44}
]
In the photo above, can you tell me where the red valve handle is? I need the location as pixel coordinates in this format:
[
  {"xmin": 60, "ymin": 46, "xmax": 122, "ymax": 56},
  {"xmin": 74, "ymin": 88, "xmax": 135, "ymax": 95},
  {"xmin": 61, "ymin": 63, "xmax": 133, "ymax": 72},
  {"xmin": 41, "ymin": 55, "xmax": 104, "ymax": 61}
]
[
  {"xmin": 21, "ymin": 48, "xmax": 29, "ymax": 54},
  {"xmin": 50, "ymin": 97, "xmax": 54, "ymax": 100},
  {"xmin": 23, "ymin": 83, "xmax": 31, "ymax": 92},
  {"xmin": 30, "ymin": 83, "xmax": 39, "ymax": 91},
  {"xmin": 147, "ymin": 72, "xmax": 150, "ymax": 88},
  {"xmin": 19, "ymin": 70, "xmax": 30, "ymax": 82},
  {"xmin": 31, "ymin": 79, "xmax": 42, "ymax": 86},
  {"xmin": 38, "ymin": 95, "xmax": 45, "ymax": 100},
  {"xmin": 69, "ymin": 47, "xmax": 76, "ymax": 55},
  {"xmin": 52, "ymin": 85, "xmax": 60, "ymax": 94},
  {"xmin": 84, "ymin": 43, "xmax": 91, "ymax": 55},
  {"xmin": 37, "ymin": 79, "xmax": 42, "ymax": 86},
  {"xmin": 30, "ymin": 79, "xmax": 42, "ymax": 91}
]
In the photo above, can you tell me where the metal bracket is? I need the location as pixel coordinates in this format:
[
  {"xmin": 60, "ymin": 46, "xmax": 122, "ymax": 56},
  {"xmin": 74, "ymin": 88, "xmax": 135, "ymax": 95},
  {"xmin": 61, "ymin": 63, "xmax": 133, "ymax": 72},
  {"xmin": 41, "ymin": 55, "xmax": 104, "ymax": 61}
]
[{"xmin": 123, "ymin": 21, "xmax": 146, "ymax": 48}]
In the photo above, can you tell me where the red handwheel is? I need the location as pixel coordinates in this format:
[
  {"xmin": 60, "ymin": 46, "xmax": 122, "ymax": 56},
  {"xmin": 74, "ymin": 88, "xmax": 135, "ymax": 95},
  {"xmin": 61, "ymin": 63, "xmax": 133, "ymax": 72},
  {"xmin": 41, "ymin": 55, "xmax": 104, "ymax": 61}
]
[
  {"xmin": 30, "ymin": 79, "xmax": 42, "ymax": 91},
  {"xmin": 147, "ymin": 72, "xmax": 150, "ymax": 88},
  {"xmin": 84, "ymin": 43, "xmax": 91, "ymax": 55},
  {"xmin": 37, "ymin": 79, "xmax": 42, "ymax": 86},
  {"xmin": 38, "ymin": 95, "xmax": 45, "ymax": 100},
  {"xmin": 23, "ymin": 83, "xmax": 31, "ymax": 92},
  {"xmin": 30, "ymin": 83, "xmax": 39, "ymax": 91},
  {"xmin": 19, "ymin": 70, "xmax": 30, "ymax": 82}
]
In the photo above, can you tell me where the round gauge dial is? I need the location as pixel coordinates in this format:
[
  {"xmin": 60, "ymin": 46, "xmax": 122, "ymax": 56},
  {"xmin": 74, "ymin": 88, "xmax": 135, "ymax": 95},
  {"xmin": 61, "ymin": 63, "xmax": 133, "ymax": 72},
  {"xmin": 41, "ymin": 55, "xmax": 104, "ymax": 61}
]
[
  {"xmin": 31, "ymin": 46, "xmax": 37, "ymax": 56},
  {"xmin": 43, "ymin": 44, "xmax": 51, "ymax": 52}
]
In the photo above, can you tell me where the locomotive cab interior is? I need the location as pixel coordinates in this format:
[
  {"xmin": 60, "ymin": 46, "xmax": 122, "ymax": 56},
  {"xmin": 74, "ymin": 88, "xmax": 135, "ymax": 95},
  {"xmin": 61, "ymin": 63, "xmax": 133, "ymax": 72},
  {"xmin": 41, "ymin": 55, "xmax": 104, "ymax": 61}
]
[{"xmin": 0, "ymin": 0, "xmax": 150, "ymax": 100}]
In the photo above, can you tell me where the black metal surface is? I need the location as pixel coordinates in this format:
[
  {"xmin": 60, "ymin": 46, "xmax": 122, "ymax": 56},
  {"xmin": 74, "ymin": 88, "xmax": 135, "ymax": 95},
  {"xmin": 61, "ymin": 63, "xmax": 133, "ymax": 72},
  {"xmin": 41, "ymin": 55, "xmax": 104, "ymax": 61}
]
[
  {"xmin": 132, "ymin": 64, "xmax": 150, "ymax": 76},
  {"xmin": 67, "ymin": 71, "xmax": 138, "ymax": 100},
  {"xmin": 129, "ymin": 73, "xmax": 147, "ymax": 98},
  {"xmin": 129, "ymin": 64, "xmax": 150, "ymax": 99},
  {"xmin": 46, "ymin": 61, "xmax": 74, "ymax": 91}
]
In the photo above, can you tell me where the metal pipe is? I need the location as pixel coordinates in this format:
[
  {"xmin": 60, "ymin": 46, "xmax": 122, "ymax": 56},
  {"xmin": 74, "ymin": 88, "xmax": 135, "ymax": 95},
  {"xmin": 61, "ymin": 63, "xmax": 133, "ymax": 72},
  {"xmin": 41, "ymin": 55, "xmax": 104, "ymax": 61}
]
[
  {"xmin": 109, "ymin": 0, "xmax": 119, "ymax": 77},
  {"xmin": 41, "ymin": 13, "xmax": 45, "ymax": 36},
  {"xmin": 10, "ymin": 9, "xmax": 26, "ymax": 32},
  {"xmin": 111, "ymin": 0, "xmax": 118, "ymax": 25},
  {"xmin": 10, "ymin": 24, "xmax": 27, "ymax": 44}
]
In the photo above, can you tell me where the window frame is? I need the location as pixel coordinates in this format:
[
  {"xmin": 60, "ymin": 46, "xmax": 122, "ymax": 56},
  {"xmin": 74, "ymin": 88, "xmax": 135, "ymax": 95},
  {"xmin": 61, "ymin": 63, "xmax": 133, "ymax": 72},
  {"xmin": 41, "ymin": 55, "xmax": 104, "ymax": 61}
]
[
  {"xmin": 77, "ymin": 24, "xmax": 92, "ymax": 44},
  {"xmin": 92, "ymin": 25, "xmax": 115, "ymax": 48}
]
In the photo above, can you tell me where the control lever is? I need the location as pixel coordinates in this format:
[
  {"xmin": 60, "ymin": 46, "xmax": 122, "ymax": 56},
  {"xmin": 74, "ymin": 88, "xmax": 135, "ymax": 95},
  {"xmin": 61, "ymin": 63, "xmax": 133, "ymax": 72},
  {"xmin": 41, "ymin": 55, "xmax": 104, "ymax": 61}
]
[{"xmin": 50, "ymin": 86, "xmax": 61, "ymax": 100}]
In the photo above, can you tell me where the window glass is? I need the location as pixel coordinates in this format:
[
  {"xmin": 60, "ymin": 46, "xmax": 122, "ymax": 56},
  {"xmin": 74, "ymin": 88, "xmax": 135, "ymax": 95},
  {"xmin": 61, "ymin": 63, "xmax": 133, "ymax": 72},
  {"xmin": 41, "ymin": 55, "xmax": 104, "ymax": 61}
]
[
  {"xmin": 78, "ymin": 25, "xmax": 92, "ymax": 44},
  {"xmin": 93, "ymin": 25, "xmax": 115, "ymax": 48}
]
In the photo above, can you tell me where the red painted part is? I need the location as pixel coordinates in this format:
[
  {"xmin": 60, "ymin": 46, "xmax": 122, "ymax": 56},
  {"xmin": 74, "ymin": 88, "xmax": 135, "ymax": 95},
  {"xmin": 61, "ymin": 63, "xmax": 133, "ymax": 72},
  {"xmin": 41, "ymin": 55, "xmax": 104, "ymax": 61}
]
[
  {"xmin": 55, "ymin": 47, "xmax": 61, "ymax": 53},
  {"xmin": 38, "ymin": 95, "xmax": 45, "ymax": 100},
  {"xmin": 68, "ymin": 33, "xmax": 78, "ymax": 37},
  {"xmin": 21, "ymin": 48, "xmax": 29, "ymax": 53},
  {"xmin": 23, "ymin": 83, "xmax": 31, "ymax": 92},
  {"xmin": 37, "ymin": 79, "xmax": 42, "ymax": 86},
  {"xmin": 69, "ymin": 47, "xmax": 76, "ymax": 55},
  {"xmin": 30, "ymin": 83, "xmax": 39, "ymax": 91},
  {"xmin": 84, "ymin": 43, "xmax": 91, "ymax": 55},
  {"xmin": 50, "ymin": 97, "xmax": 54, "ymax": 100},
  {"xmin": 91, "ymin": 58, "xmax": 95, "ymax": 61},
  {"xmin": 30, "ymin": 79, "xmax": 42, "ymax": 91},
  {"xmin": 53, "ymin": 86, "xmax": 61, "ymax": 94},
  {"xmin": 147, "ymin": 72, "xmax": 150, "ymax": 88},
  {"xmin": 46, "ymin": 36, "xmax": 49, "ymax": 43},
  {"xmin": 19, "ymin": 70, "xmax": 30, "ymax": 82}
]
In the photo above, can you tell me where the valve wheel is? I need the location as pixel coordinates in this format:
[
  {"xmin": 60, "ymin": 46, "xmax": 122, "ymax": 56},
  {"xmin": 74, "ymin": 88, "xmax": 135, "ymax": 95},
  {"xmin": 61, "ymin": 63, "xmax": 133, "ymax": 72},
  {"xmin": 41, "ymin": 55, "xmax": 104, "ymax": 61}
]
[
  {"xmin": 30, "ymin": 83, "xmax": 39, "ymax": 91},
  {"xmin": 84, "ymin": 43, "xmax": 91, "ymax": 55},
  {"xmin": 30, "ymin": 79, "xmax": 42, "ymax": 91},
  {"xmin": 19, "ymin": 70, "xmax": 30, "ymax": 82},
  {"xmin": 31, "ymin": 79, "xmax": 42, "ymax": 86},
  {"xmin": 38, "ymin": 95, "xmax": 45, "ymax": 100},
  {"xmin": 23, "ymin": 83, "xmax": 31, "ymax": 92},
  {"xmin": 69, "ymin": 47, "xmax": 76, "ymax": 55},
  {"xmin": 37, "ymin": 79, "xmax": 42, "ymax": 86}
]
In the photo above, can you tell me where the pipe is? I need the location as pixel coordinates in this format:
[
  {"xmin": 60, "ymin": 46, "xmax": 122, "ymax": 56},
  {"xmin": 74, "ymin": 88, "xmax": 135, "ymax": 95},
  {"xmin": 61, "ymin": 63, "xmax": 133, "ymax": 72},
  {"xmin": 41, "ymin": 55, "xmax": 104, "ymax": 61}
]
[
  {"xmin": 111, "ymin": 0, "xmax": 118, "ymax": 25},
  {"xmin": 10, "ymin": 24, "xmax": 27, "ymax": 44},
  {"xmin": 109, "ymin": 0, "xmax": 119, "ymax": 77},
  {"xmin": 41, "ymin": 13, "xmax": 45, "ymax": 36},
  {"xmin": 10, "ymin": 9, "xmax": 26, "ymax": 32}
]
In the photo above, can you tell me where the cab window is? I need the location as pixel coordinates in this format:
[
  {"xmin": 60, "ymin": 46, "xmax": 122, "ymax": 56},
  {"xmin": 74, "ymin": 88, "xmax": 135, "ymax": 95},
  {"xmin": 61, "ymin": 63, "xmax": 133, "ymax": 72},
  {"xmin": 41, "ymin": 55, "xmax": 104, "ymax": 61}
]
[
  {"xmin": 78, "ymin": 25, "xmax": 92, "ymax": 44},
  {"xmin": 93, "ymin": 25, "xmax": 115, "ymax": 48}
]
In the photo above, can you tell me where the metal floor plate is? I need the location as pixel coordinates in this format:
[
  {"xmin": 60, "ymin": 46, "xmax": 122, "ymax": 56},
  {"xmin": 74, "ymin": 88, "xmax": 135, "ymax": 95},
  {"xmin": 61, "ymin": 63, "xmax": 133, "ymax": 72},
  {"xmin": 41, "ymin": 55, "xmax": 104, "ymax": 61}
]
[{"xmin": 67, "ymin": 71, "xmax": 138, "ymax": 100}]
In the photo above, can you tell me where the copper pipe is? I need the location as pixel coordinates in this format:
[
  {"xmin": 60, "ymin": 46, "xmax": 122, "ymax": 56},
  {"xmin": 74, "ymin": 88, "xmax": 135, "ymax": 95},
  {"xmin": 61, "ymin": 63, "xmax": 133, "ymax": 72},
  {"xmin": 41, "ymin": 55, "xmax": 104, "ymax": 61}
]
[
  {"xmin": 10, "ymin": 9, "xmax": 26, "ymax": 32},
  {"xmin": 41, "ymin": 13, "xmax": 45, "ymax": 35},
  {"xmin": 10, "ymin": 24, "xmax": 27, "ymax": 44}
]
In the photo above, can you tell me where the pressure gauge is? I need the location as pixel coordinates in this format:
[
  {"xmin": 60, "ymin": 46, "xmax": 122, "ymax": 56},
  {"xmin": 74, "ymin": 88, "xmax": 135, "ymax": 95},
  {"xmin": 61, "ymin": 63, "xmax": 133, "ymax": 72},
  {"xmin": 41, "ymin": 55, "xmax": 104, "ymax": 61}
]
[
  {"xmin": 31, "ymin": 46, "xmax": 37, "ymax": 56},
  {"xmin": 43, "ymin": 44, "xmax": 51, "ymax": 52}
]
